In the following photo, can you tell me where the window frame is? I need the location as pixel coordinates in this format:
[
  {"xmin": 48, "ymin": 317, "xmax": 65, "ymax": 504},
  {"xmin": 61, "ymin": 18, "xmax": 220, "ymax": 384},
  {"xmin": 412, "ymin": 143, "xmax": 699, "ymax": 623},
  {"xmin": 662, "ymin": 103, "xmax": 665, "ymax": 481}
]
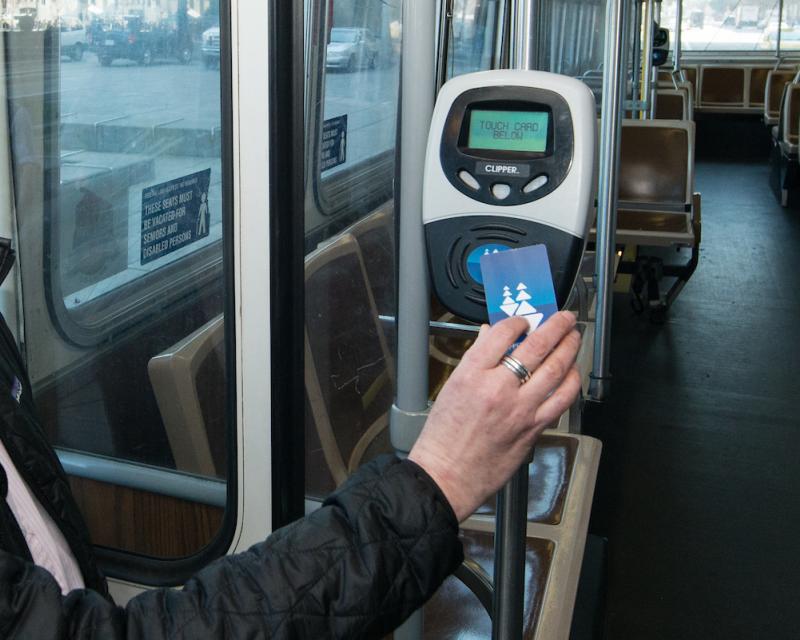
[
  {"xmin": 306, "ymin": 0, "xmax": 397, "ymax": 247},
  {"xmin": 40, "ymin": 30, "xmax": 225, "ymax": 348},
  {"xmin": 68, "ymin": 1, "xmax": 239, "ymax": 586}
]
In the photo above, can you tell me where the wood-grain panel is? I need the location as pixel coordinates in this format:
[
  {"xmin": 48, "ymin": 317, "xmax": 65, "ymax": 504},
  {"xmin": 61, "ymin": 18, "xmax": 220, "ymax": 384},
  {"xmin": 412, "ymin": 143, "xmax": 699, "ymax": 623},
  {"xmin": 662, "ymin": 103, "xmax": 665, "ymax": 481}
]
[{"xmin": 68, "ymin": 475, "xmax": 224, "ymax": 558}]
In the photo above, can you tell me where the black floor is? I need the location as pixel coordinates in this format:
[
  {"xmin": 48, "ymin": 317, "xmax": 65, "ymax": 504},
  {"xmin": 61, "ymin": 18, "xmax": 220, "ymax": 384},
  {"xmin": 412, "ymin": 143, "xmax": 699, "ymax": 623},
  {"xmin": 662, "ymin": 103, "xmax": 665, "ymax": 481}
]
[{"xmin": 585, "ymin": 160, "xmax": 800, "ymax": 639}]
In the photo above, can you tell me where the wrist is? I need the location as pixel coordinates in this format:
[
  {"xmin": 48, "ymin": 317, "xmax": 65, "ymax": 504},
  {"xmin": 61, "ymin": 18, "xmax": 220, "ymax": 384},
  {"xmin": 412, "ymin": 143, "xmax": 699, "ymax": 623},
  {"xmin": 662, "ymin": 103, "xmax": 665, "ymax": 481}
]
[{"xmin": 408, "ymin": 445, "xmax": 472, "ymax": 522}]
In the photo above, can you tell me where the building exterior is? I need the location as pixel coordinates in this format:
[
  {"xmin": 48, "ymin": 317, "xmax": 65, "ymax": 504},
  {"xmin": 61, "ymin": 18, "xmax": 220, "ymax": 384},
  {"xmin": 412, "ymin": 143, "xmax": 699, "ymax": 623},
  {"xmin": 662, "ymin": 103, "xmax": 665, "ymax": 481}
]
[{"xmin": 1, "ymin": 0, "xmax": 212, "ymax": 24}]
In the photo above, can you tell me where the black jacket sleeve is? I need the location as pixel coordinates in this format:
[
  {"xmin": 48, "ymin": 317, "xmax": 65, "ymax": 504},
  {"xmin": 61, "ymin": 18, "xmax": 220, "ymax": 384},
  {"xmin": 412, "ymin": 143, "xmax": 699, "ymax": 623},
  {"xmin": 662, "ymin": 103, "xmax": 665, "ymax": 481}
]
[{"xmin": 0, "ymin": 455, "xmax": 464, "ymax": 639}]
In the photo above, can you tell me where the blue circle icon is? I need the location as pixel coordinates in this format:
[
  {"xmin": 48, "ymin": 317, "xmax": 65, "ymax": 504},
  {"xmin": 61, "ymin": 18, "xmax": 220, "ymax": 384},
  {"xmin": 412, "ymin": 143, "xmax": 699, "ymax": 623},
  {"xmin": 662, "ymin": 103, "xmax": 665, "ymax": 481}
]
[{"xmin": 466, "ymin": 244, "xmax": 511, "ymax": 284}]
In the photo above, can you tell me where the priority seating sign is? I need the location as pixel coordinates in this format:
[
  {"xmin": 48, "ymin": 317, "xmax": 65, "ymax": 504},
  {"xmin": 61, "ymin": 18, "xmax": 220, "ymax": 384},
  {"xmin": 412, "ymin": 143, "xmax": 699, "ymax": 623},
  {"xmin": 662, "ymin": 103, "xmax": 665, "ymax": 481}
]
[{"xmin": 141, "ymin": 168, "xmax": 212, "ymax": 265}]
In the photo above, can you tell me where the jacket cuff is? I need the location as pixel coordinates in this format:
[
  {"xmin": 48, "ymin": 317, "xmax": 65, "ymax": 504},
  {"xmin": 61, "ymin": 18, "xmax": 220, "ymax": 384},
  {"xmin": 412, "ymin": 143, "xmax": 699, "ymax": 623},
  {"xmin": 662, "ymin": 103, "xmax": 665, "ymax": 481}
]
[{"xmin": 400, "ymin": 458, "xmax": 460, "ymax": 528}]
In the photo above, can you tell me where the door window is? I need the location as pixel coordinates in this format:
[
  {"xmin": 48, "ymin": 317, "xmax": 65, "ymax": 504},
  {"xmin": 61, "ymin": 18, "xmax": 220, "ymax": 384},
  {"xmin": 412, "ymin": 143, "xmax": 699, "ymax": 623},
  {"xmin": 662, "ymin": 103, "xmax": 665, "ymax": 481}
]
[
  {"xmin": 304, "ymin": 0, "xmax": 401, "ymax": 499},
  {"xmin": 3, "ymin": 0, "xmax": 233, "ymax": 576}
]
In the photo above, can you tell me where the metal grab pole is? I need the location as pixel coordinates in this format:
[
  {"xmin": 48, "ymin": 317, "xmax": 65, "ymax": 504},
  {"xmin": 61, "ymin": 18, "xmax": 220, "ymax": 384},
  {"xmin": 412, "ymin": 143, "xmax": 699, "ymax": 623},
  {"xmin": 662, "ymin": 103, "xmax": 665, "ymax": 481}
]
[
  {"xmin": 777, "ymin": 0, "xmax": 785, "ymax": 58},
  {"xmin": 392, "ymin": 0, "xmax": 437, "ymax": 637},
  {"xmin": 492, "ymin": 464, "xmax": 530, "ymax": 640},
  {"xmin": 588, "ymin": 0, "xmax": 626, "ymax": 402},
  {"xmin": 674, "ymin": 0, "xmax": 683, "ymax": 78},
  {"xmin": 640, "ymin": 0, "xmax": 655, "ymax": 119},
  {"xmin": 510, "ymin": 0, "xmax": 539, "ymax": 70},
  {"xmin": 630, "ymin": 0, "xmax": 643, "ymax": 117},
  {"xmin": 492, "ymin": 7, "xmax": 538, "ymax": 638},
  {"xmin": 620, "ymin": 0, "xmax": 632, "ymax": 108},
  {"xmin": 497, "ymin": 0, "xmax": 513, "ymax": 69},
  {"xmin": 392, "ymin": 0, "xmax": 436, "ymax": 445}
]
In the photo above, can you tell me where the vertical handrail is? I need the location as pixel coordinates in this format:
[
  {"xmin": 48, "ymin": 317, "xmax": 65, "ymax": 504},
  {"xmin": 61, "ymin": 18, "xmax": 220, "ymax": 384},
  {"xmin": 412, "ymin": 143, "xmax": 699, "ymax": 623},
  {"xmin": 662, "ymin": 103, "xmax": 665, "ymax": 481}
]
[
  {"xmin": 621, "ymin": 0, "xmax": 633, "ymax": 109},
  {"xmin": 492, "ymin": 464, "xmax": 530, "ymax": 640},
  {"xmin": 777, "ymin": 0, "xmax": 785, "ymax": 58},
  {"xmin": 393, "ymin": 0, "xmax": 436, "ymax": 429},
  {"xmin": 497, "ymin": 0, "xmax": 513, "ymax": 69},
  {"xmin": 640, "ymin": 0, "xmax": 655, "ymax": 119},
  {"xmin": 495, "ymin": 4, "xmax": 538, "ymax": 639},
  {"xmin": 392, "ymin": 0, "xmax": 437, "ymax": 637},
  {"xmin": 630, "ymin": 0, "xmax": 643, "ymax": 117},
  {"xmin": 674, "ymin": 0, "xmax": 683, "ymax": 78},
  {"xmin": 588, "ymin": 0, "xmax": 626, "ymax": 402},
  {"xmin": 510, "ymin": 0, "xmax": 538, "ymax": 70}
]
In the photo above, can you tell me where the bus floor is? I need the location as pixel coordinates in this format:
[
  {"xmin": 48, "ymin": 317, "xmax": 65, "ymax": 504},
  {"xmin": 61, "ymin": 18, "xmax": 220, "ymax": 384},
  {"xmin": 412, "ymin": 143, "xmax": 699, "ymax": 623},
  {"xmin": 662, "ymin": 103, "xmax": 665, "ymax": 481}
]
[{"xmin": 584, "ymin": 159, "xmax": 800, "ymax": 640}]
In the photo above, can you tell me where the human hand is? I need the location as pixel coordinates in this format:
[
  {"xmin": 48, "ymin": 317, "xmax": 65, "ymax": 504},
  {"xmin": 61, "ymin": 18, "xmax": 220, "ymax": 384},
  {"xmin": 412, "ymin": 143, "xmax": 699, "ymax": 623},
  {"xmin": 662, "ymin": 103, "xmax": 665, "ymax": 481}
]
[{"xmin": 408, "ymin": 311, "xmax": 582, "ymax": 522}]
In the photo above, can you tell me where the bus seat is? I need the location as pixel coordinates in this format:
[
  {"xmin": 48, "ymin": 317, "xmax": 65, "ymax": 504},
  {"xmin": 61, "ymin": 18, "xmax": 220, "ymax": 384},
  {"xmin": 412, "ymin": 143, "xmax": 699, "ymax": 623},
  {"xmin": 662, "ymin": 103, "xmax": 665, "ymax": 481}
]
[
  {"xmin": 147, "ymin": 315, "xmax": 225, "ymax": 477},
  {"xmin": 656, "ymin": 90, "xmax": 690, "ymax": 120},
  {"xmin": 749, "ymin": 67, "xmax": 772, "ymax": 107},
  {"xmin": 473, "ymin": 435, "xmax": 578, "ymax": 523},
  {"xmin": 346, "ymin": 209, "xmax": 395, "ymax": 317},
  {"xmin": 615, "ymin": 118, "xmax": 696, "ymax": 248},
  {"xmin": 763, "ymin": 70, "xmax": 795, "ymax": 127},
  {"xmin": 773, "ymin": 81, "xmax": 791, "ymax": 142},
  {"xmin": 699, "ymin": 66, "xmax": 745, "ymax": 107},
  {"xmin": 346, "ymin": 208, "xmax": 474, "ymax": 401},
  {"xmin": 681, "ymin": 67, "xmax": 698, "ymax": 100},
  {"xmin": 422, "ymin": 432, "xmax": 601, "ymax": 639},
  {"xmin": 422, "ymin": 532, "xmax": 554, "ymax": 638},
  {"xmin": 656, "ymin": 70, "xmax": 696, "ymax": 104},
  {"xmin": 657, "ymin": 79, "xmax": 695, "ymax": 104},
  {"xmin": 770, "ymin": 82, "xmax": 800, "ymax": 206},
  {"xmin": 618, "ymin": 119, "xmax": 694, "ymax": 213},
  {"xmin": 594, "ymin": 120, "xmax": 699, "ymax": 315},
  {"xmin": 304, "ymin": 233, "xmax": 394, "ymax": 496},
  {"xmin": 780, "ymin": 83, "xmax": 800, "ymax": 157}
]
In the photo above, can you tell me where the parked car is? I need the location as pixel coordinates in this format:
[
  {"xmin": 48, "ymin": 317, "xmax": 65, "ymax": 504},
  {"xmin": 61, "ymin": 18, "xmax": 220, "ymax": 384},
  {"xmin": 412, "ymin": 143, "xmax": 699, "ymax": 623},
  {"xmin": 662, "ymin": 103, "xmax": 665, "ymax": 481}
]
[
  {"xmin": 326, "ymin": 27, "xmax": 379, "ymax": 71},
  {"xmin": 95, "ymin": 16, "xmax": 192, "ymax": 66},
  {"xmin": 201, "ymin": 26, "xmax": 219, "ymax": 68},
  {"xmin": 59, "ymin": 16, "xmax": 86, "ymax": 61}
]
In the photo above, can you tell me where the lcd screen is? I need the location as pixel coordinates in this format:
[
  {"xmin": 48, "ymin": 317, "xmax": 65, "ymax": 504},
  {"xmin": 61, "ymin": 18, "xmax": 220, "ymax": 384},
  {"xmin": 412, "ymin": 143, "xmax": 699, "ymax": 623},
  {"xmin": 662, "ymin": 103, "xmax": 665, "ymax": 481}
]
[{"xmin": 468, "ymin": 109, "xmax": 549, "ymax": 153}]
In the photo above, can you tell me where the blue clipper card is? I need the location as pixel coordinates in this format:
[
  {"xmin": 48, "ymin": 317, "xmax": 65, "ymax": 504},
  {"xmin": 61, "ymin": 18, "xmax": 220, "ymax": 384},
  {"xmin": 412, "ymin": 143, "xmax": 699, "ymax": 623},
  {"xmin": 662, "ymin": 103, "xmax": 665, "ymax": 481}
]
[{"xmin": 479, "ymin": 244, "xmax": 559, "ymax": 333}]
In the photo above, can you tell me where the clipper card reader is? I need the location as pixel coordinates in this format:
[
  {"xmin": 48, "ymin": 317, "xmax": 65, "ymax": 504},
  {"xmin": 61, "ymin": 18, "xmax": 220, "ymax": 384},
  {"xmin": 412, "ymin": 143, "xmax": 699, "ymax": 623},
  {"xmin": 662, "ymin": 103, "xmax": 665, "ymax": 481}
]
[{"xmin": 423, "ymin": 70, "xmax": 597, "ymax": 322}]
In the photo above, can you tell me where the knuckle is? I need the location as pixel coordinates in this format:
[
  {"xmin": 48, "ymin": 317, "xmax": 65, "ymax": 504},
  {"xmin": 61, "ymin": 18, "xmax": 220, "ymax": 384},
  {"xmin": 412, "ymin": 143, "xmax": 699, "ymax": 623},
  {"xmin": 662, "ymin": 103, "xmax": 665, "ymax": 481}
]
[
  {"xmin": 526, "ymin": 332, "xmax": 551, "ymax": 360},
  {"xmin": 484, "ymin": 384, "xmax": 506, "ymax": 409},
  {"xmin": 560, "ymin": 310, "xmax": 578, "ymax": 328},
  {"xmin": 542, "ymin": 357, "xmax": 566, "ymax": 380},
  {"xmin": 496, "ymin": 317, "xmax": 525, "ymax": 341},
  {"xmin": 564, "ymin": 374, "xmax": 581, "ymax": 398}
]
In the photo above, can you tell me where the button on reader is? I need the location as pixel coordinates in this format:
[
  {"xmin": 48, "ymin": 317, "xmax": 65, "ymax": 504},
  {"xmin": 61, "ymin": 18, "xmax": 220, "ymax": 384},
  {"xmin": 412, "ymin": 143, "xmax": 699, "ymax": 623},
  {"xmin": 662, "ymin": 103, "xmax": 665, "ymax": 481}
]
[
  {"xmin": 491, "ymin": 183, "xmax": 512, "ymax": 200},
  {"xmin": 523, "ymin": 174, "xmax": 549, "ymax": 194},
  {"xmin": 458, "ymin": 170, "xmax": 480, "ymax": 190}
]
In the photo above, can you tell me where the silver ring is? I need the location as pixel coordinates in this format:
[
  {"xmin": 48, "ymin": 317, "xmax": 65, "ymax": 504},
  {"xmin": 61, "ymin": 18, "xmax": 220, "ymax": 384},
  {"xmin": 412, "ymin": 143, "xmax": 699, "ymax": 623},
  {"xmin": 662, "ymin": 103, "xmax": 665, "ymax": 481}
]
[{"xmin": 500, "ymin": 354, "xmax": 531, "ymax": 385}]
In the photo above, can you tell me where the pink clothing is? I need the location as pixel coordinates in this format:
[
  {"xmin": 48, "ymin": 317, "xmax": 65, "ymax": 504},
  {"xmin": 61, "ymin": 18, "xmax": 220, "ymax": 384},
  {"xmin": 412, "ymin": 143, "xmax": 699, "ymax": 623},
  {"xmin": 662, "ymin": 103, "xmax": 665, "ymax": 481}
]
[{"xmin": 0, "ymin": 439, "xmax": 84, "ymax": 594}]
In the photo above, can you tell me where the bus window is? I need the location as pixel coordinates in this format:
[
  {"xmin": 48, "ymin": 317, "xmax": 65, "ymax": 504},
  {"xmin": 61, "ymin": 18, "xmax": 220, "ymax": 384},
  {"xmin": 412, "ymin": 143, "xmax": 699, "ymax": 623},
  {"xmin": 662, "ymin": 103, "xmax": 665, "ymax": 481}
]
[
  {"xmin": 679, "ymin": 0, "xmax": 781, "ymax": 52},
  {"xmin": 309, "ymin": 0, "xmax": 401, "ymax": 239},
  {"xmin": 445, "ymin": 0, "xmax": 500, "ymax": 79},
  {"xmin": 540, "ymin": 0, "xmax": 605, "ymax": 78},
  {"xmin": 3, "ymin": 1, "xmax": 233, "ymax": 574},
  {"xmin": 304, "ymin": 0, "xmax": 399, "ymax": 501}
]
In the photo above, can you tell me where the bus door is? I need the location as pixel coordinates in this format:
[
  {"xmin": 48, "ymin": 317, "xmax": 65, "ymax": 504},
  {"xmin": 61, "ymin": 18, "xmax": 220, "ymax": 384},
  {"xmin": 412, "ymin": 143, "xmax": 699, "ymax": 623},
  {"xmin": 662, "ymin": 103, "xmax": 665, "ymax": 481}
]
[{"xmin": 0, "ymin": 0, "xmax": 298, "ymax": 598}]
